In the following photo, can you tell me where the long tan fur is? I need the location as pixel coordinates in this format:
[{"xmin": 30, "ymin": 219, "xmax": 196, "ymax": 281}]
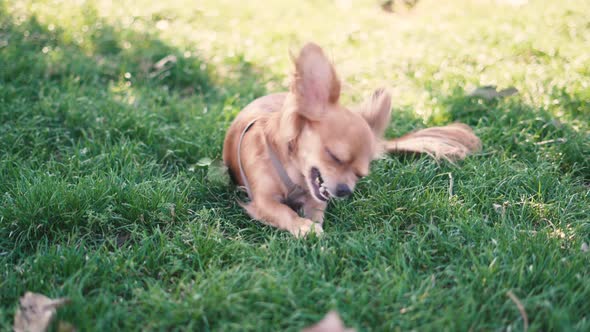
[{"xmin": 383, "ymin": 123, "xmax": 481, "ymax": 161}]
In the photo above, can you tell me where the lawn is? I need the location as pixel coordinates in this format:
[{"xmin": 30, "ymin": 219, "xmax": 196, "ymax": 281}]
[{"xmin": 1, "ymin": 0, "xmax": 589, "ymax": 330}]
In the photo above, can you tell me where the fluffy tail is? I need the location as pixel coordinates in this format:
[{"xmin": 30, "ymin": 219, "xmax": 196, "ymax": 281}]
[{"xmin": 383, "ymin": 123, "xmax": 481, "ymax": 161}]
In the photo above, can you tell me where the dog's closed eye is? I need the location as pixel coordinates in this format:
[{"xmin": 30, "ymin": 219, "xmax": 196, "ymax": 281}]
[
  {"xmin": 325, "ymin": 147, "xmax": 343, "ymax": 165},
  {"xmin": 354, "ymin": 172, "xmax": 366, "ymax": 180}
]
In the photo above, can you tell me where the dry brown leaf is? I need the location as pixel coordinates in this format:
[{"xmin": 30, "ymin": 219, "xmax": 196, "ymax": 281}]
[
  {"xmin": 302, "ymin": 311, "xmax": 356, "ymax": 332},
  {"xmin": 468, "ymin": 85, "xmax": 519, "ymax": 100},
  {"xmin": 380, "ymin": 0, "xmax": 393, "ymax": 12},
  {"xmin": 14, "ymin": 292, "xmax": 70, "ymax": 332}
]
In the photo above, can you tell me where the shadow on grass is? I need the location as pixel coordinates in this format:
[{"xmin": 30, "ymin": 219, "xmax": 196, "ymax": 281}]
[
  {"xmin": 0, "ymin": 4, "xmax": 268, "ymax": 157},
  {"xmin": 0, "ymin": 5, "xmax": 267, "ymax": 252},
  {"xmin": 424, "ymin": 86, "xmax": 590, "ymax": 182}
]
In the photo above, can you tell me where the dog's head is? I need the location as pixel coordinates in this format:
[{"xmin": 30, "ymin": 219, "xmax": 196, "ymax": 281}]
[{"xmin": 281, "ymin": 43, "xmax": 392, "ymax": 202}]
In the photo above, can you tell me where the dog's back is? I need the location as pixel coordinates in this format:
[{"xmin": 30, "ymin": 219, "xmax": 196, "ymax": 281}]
[{"xmin": 222, "ymin": 93, "xmax": 287, "ymax": 186}]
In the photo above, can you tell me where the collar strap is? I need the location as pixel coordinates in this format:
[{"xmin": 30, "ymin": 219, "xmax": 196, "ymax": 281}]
[
  {"xmin": 267, "ymin": 141, "xmax": 296, "ymax": 191},
  {"xmin": 237, "ymin": 119, "xmax": 306, "ymax": 202},
  {"xmin": 237, "ymin": 119, "xmax": 257, "ymax": 199}
]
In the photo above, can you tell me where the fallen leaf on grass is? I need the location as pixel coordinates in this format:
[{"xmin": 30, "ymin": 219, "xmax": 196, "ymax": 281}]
[
  {"xmin": 195, "ymin": 158, "xmax": 230, "ymax": 185},
  {"xmin": 153, "ymin": 54, "xmax": 177, "ymax": 70},
  {"xmin": 380, "ymin": 0, "xmax": 393, "ymax": 12},
  {"xmin": 149, "ymin": 55, "xmax": 178, "ymax": 79},
  {"xmin": 493, "ymin": 202, "xmax": 508, "ymax": 217},
  {"xmin": 207, "ymin": 160, "xmax": 231, "ymax": 186},
  {"xmin": 468, "ymin": 85, "xmax": 519, "ymax": 100},
  {"xmin": 14, "ymin": 292, "xmax": 70, "ymax": 332},
  {"xmin": 302, "ymin": 311, "xmax": 356, "ymax": 332},
  {"xmin": 492, "ymin": 203, "xmax": 503, "ymax": 212},
  {"xmin": 196, "ymin": 157, "xmax": 213, "ymax": 167}
]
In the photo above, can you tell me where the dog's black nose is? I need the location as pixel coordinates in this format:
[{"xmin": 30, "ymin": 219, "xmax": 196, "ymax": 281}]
[{"xmin": 335, "ymin": 183, "xmax": 352, "ymax": 197}]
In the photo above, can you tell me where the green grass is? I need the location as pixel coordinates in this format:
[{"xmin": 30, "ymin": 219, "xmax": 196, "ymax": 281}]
[{"xmin": 1, "ymin": 0, "xmax": 589, "ymax": 330}]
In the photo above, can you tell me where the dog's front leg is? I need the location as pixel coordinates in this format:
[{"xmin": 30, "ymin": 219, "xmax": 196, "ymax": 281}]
[
  {"xmin": 303, "ymin": 199, "xmax": 327, "ymax": 225},
  {"xmin": 245, "ymin": 197, "xmax": 323, "ymax": 238}
]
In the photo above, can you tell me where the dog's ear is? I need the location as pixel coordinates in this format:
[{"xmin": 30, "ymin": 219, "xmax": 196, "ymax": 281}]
[
  {"xmin": 289, "ymin": 43, "xmax": 340, "ymax": 120},
  {"xmin": 356, "ymin": 88, "xmax": 392, "ymax": 137}
]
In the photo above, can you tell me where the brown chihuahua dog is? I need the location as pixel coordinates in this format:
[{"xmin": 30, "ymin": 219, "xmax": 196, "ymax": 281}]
[{"xmin": 223, "ymin": 43, "xmax": 481, "ymax": 237}]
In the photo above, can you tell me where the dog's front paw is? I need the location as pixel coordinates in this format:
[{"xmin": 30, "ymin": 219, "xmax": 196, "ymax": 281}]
[{"xmin": 292, "ymin": 218, "xmax": 323, "ymax": 238}]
